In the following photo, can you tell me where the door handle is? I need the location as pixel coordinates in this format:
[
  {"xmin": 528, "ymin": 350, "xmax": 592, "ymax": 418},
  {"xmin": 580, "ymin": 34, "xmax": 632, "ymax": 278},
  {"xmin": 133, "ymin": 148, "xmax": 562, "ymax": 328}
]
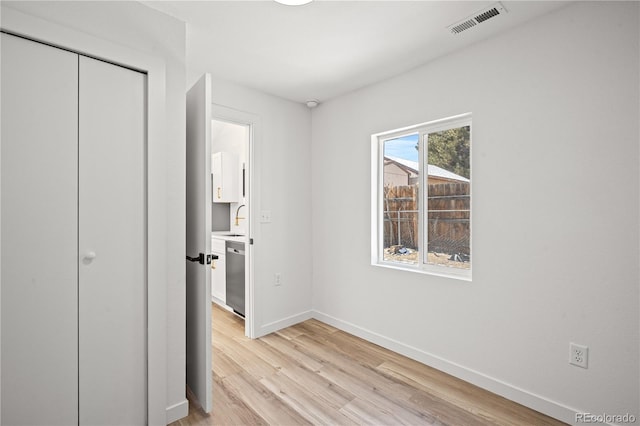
[
  {"xmin": 186, "ymin": 254, "xmax": 204, "ymax": 264},
  {"xmin": 186, "ymin": 253, "xmax": 219, "ymax": 265},
  {"xmin": 82, "ymin": 251, "xmax": 96, "ymax": 265}
]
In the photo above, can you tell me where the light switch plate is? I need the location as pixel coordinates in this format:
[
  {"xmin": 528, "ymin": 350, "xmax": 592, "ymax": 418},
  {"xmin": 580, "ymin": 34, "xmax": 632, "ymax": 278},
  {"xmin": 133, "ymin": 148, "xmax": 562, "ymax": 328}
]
[{"xmin": 260, "ymin": 210, "xmax": 272, "ymax": 223}]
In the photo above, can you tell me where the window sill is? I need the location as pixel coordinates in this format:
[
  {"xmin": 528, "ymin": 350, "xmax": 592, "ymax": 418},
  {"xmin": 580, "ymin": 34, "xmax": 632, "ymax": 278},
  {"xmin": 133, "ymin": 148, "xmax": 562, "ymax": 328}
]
[{"xmin": 372, "ymin": 261, "xmax": 472, "ymax": 282}]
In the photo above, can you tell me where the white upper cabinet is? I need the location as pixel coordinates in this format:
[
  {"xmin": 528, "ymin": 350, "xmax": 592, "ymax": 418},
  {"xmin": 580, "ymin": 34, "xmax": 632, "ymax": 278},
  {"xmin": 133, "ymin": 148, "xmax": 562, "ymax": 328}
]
[{"xmin": 212, "ymin": 151, "xmax": 239, "ymax": 203}]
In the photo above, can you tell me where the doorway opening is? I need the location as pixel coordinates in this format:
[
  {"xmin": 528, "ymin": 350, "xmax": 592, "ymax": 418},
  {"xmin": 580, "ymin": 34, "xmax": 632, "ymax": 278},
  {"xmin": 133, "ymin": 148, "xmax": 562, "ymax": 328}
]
[{"xmin": 210, "ymin": 107, "xmax": 256, "ymax": 339}]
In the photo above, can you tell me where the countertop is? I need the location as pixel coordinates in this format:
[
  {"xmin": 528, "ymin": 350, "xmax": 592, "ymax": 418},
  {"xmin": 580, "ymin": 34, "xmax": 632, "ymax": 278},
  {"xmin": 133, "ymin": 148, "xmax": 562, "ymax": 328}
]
[{"xmin": 211, "ymin": 231, "xmax": 247, "ymax": 244}]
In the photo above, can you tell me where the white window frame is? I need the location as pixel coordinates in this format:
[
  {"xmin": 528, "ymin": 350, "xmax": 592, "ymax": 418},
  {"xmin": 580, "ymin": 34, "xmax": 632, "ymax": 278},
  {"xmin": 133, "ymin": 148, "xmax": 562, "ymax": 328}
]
[{"xmin": 371, "ymin": 113, "xmax": 472, "ymax": 281}]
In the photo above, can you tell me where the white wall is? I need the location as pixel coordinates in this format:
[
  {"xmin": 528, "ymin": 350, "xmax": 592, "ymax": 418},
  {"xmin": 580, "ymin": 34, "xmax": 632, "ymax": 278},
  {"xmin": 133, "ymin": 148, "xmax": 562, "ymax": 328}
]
[
  {"xmin": 311, "ymin": 2, "xmax": 639, "ymax": 423},
  {"xmin": 0, "ymin": 2, "xmax": 188, "ymax": 422},
  {"xmin": 209, "ymin": 78, "xmax": 314, "ymax": 335}
]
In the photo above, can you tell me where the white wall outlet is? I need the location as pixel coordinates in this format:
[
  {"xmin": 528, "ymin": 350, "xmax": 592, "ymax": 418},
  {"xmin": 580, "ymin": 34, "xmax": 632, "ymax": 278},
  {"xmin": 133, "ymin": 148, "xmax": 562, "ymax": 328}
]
[
  {"xmin": 274, "ymin": 272, "xmax": 282, "ymax": 286},
  {"xmin": 260, "ymin": 210, "xmax": 272, "ymax": 223},
  {"xmin": 569, "ymin": 343, "xmax": 589, "ymax": 368}
]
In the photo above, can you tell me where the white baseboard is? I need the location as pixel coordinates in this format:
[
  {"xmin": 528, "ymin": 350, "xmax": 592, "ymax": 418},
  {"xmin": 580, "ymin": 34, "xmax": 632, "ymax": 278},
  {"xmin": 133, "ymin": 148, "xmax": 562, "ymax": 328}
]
[
  {"xmin": 312, "ymin": 309, "xmax": 581, "ymax": 425},
  {"xmin": 165, "ymin": 398, "xmax": 189, "ymax": 424},
  {"xmin": 257, "ymin": 310, "xmax": 313, "ymax": 338}
]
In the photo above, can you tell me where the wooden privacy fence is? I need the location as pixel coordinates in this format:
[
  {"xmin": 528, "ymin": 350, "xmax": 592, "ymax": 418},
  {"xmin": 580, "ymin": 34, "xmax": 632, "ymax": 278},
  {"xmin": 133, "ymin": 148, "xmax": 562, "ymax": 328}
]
[
  {"xmin": 383, "ymin": 185, "xmax": 418, "ymax": 250},
  {"xmin": 383, "ymin": 183, "xmax": 470, "ymax": 255}
]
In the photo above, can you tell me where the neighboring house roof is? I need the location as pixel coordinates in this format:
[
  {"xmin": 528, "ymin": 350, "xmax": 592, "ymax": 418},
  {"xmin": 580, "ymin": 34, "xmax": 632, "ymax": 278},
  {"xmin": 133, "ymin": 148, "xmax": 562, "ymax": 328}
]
[{"xmin": 384, "ymin": 155, "xmax": 469, "ymax": 183}]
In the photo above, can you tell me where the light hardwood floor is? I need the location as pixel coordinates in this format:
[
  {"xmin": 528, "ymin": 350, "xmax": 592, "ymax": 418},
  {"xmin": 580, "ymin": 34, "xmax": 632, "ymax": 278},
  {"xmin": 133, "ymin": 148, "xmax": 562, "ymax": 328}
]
[{"xmin": 170, "ymin": 303, "xmax": 566, "ymax": 426}]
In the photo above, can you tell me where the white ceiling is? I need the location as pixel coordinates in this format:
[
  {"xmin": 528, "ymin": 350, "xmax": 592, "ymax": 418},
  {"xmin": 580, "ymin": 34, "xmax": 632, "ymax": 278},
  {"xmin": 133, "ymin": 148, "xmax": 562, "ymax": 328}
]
[{"xmin": 142, "ymin": 0, "xmax": 568, "ymax": 105}]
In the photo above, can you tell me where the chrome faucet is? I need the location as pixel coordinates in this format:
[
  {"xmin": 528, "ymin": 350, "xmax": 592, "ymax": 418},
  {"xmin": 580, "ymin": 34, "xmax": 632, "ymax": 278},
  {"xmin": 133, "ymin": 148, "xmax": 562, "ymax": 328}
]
[{"xmin": 234, "ymin": 204, "xmax": 246, "ymax": 226}]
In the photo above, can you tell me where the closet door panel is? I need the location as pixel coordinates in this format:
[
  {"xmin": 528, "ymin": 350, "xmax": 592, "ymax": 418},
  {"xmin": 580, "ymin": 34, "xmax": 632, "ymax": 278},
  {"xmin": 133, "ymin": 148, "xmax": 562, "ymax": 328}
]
[
  {"xmin": 1, "ymin": 34, "xmax": 79, "ymax": 425},
  {"xmin": 78, "ymin": 56, "xmax": 146, "ymax": 425}
]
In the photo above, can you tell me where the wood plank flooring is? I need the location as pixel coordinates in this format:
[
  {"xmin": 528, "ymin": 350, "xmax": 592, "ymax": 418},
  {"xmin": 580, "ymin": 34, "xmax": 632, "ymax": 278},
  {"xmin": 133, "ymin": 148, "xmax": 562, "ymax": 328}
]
[{"xmin": 170, "ymin": 303, "xmax": 566, "ymax": 425}]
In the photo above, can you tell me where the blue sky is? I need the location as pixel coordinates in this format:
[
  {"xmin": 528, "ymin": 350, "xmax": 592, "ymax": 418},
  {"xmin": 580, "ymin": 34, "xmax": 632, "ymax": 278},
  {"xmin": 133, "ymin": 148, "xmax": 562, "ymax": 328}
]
[{"xmin": 383, "ymin": 133, "xmax": 419, "ymax": 162}]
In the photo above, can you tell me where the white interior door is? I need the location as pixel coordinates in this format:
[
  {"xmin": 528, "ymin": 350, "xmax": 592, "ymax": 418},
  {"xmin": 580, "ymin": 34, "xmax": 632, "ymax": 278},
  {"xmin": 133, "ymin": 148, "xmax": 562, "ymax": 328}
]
[
  {"xmin": 1, "ymin": 33, "xmax": 79, "ymax": 426},
  {"xmin": 186, "ymin": 74, "xmax": 213, "ymax": 413},
  {"xmin": 78, "ymin": 55, "xmax": 147, "ymax": 425}
]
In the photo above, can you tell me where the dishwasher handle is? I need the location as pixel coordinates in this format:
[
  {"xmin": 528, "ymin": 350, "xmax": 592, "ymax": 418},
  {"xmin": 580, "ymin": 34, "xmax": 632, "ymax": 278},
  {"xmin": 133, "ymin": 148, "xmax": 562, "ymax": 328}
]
[{"xmin": 227, "ymin": 247, "xmax": 245, "ymax": 255}]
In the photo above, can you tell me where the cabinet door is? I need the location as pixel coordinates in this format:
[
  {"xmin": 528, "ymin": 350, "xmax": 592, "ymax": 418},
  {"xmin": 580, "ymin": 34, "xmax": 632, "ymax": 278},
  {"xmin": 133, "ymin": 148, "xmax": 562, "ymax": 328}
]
[
  {"xmin": 1, "ymin": 33, "xmax": 79, "ymax": 426},
  {"xmin": 211, "ymin": 239, "xmax": 226, "ymax": 303},
  {"xmin": 212, "ymin": 152, "xmax": 224, "ymax": 201},
  {"xmin": 211, "ymin": 252, "xmax": 227, "ymax": 303},
  {"xmin": 212, "ymin": 152, "xmax": 239, "ymax": 202},
  {"xmin": 78, "ymin": 56, "xmax": 146, "ymax": 425}
]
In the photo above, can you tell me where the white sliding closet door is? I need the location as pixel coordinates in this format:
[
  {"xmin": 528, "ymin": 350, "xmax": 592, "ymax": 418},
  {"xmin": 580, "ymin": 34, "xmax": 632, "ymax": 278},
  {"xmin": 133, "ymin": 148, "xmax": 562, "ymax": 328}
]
[
  {"xmin": 78, "ymin": 57, "xmax": 146, "ymax": 424},
  {"xmin": 1, "ymin": 33, "xmax": 79, "ymax": 426}
]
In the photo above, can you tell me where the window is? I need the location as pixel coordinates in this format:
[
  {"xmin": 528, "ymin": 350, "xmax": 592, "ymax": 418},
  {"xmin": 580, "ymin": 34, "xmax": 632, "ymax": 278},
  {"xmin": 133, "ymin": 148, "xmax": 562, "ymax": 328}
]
[{"xmin": 371, "ymin": 113, "xmax": 471, "ymax": 280}]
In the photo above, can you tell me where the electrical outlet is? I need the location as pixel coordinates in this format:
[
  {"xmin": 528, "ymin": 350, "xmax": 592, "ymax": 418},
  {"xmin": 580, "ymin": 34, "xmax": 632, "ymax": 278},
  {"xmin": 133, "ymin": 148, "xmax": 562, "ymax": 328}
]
[
  {"xmin": 569, "ymin": 343, "xmax": 588, "ymax": 368},
  {"xmin": 274, "ymin": 272, "xmax": 282, "ymax": 286}
]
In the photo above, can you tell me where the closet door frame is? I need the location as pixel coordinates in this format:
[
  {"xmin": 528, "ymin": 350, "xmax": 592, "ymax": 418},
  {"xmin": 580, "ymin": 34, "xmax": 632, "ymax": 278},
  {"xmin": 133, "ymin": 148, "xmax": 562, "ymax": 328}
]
[{"xmin": 0, "ymin": 8, "xmax": 168, "ymax": 424}]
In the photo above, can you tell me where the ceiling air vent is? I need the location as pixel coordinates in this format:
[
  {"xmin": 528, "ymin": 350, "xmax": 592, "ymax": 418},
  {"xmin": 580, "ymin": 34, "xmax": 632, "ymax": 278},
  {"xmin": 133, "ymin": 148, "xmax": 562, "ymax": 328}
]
[{"xmin": 447, "ymin": 2, "xmax": 507, "ymax": 35}]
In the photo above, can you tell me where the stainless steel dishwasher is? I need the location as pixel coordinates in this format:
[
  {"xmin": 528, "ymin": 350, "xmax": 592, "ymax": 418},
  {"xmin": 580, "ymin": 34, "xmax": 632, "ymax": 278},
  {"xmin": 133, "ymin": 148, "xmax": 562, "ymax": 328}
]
[{"xmin": 225, "ymin": 241, "xmax": 245, "ymax": 317}]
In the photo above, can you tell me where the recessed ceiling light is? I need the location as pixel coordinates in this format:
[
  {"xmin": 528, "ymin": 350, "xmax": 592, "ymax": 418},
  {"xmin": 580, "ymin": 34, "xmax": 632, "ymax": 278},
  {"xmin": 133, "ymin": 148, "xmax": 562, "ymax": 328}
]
[{"xmin": 274, "ymin": 0, "xmax": 313, "ymax": 5}]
